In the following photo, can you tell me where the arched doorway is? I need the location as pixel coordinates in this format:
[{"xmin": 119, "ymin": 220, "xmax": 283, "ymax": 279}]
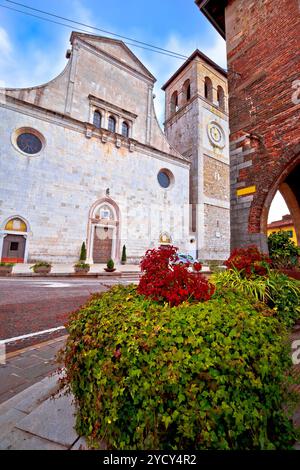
[
  {"xmin": 0, "ymin": 216, "xmax": 29, "ymax": 263},
  {"xmin": 261, "ymin": 158, "xmax": 300, "ymax": 248},
  {"xmin": 87, "ymin": 198, "xmax": 120, "ymax": 264}
]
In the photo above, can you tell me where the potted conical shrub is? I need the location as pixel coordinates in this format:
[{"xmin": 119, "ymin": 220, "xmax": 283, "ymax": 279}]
[
  {"xmin": 121, "ymin": 245, "xmax": 127, "ymax": 265},
  {"xmin": 104, "ymin": 259, "xmax": 116, "ymax": 272},
  {"xmin": 79, "ymin": 242, "xmax": 87, "ymax": 262},
  {"xmin": 74, "ymin": 242, "xmax": 90, "ymax": 274}
]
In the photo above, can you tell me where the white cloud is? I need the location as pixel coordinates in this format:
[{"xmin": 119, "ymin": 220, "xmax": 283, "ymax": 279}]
[
  {"xmin": 0, "ymin": 0, "xmax": 95, "ymax": 89},
  {"xmin": 0, "ymin": 26, "xmax": 12, "ymax": 57}
]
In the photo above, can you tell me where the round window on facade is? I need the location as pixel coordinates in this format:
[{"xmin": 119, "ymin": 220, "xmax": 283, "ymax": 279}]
[
  {"xmin": 12, "ymin": 128, "xmax": 45, "ymax": 156},
  {"xmin": 157, "ymin": 169, "xmax": 173, "ymax": 189}
]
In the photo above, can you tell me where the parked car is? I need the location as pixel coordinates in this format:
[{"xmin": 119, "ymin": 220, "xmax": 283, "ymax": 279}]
[{"xmin": 171, "ymin": 253, "xmax": 199, "ymax": 269}]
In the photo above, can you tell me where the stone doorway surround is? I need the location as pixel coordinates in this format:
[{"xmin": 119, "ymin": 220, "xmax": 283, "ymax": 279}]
[
  {"xmin": 0, "ymin": 216, "xmax": 30, "ymax": 263},
  {"xmin": 86, "ymin": 197, "xmax": 120, "ymax": 264}
]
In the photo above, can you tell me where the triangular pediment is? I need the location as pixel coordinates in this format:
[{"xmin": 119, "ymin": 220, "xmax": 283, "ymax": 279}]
[{"xmin": 71, "ymin": 33, "xmax": 155, "ymax": 81}]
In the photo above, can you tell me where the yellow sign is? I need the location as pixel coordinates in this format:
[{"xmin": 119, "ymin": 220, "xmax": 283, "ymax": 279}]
[{"xmin": 236, "ymin": 186, "xmax": 256, "ymax": 197}]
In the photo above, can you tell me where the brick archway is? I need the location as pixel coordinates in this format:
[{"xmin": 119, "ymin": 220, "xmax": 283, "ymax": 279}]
[{"xmin": 259, "ymin": 154, "xmax": 300, "ymax": 249}]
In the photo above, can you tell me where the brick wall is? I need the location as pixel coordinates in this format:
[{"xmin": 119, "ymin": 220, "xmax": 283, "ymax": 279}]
[{"xmin": 225, "ymin": 0, "xmax": 300, "ymax": 251}]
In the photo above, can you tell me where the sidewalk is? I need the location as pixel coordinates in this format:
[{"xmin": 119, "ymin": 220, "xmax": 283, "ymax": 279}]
[
  {"xmin": 0, "ymin": 336, "xmax": 98, "ymax": 450},
  {"xmin": 11, "ymin": 263, "xmax": 142, "ymax": 277},
  {"xmin": 0, "ymin": 337, "xmax": 67, "ymax": 404},
  {"xmin": 11, "ymin": 263, "xmax": 211, "ymax": 277}
]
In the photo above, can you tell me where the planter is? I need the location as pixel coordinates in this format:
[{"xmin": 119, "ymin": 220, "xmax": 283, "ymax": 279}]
[
  {"xmin": 32, "ymin": 266, "xmax": 51, "ymax": 274},
  {"xmin": 104, "ymin": 268, "xmax": 116, "ymax": 273},
  {"xmin": 74, "ymin": 267, "xmax": 90, "ymax": 274},
  {"xmin": 0, "ymin": 265, "xmax": 13, "ymax": 276},
  {"xmin": 280, "ymin": 268, "xmax": 300, "ymax": 280}
]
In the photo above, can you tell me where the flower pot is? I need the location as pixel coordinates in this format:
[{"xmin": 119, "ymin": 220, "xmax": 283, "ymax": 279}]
[
  {"xmin": 33, "ymin": 266, "xmax": 51, "ymax": 274},
  {"xmin": 104, "ymin": 268, "xmax": 116, "ymax": 272},
  {"xmin": 0, "ymin": 265, "xmax": 13, "ymax": 276},
  {"xmin": 74, "ymin": 266, "xmax": 90, "ymax": 274}
]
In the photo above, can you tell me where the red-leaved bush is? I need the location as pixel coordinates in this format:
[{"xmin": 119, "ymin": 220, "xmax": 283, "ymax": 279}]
[
  {"xmin": 138, "ymin": 245, "xmax": 215, "ymax": 306},
  {"xmin": 224, "ymin": 245, "xmax": 271, "ymax": 277}
]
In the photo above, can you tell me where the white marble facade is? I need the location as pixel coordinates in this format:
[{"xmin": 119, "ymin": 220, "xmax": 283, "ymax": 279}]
[{"xmin": 0, "ymin": 33, "xmax": 190, "ymax": 264}]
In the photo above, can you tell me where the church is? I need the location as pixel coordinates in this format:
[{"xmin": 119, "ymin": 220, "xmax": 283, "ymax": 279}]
[{"xmin": 0, "ymin": 32, "xmax": 229, "ymax": 265}]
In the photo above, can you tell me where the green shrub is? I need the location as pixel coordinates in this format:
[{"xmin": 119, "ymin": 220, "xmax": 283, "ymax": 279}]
[
  {"xmin": 74, "ymin": 262, "xmax": 90, "ymax": 269},
  {"xmin": 0, "ymin": 262, "xmax": 14, "ymax": 267},
  {"xmin": 107, "ymin": 259, "xmax": 114, "ymax": 269},
  {"xmin": 121, "ymin": 245, "xmax": 127, "ymax": 263},
  {"xmin": 213, "ymin": 269, "xmax": 300, "ymax": 327},
  {"xmin": 60, "ymin": 285, "xmax": 299, "ymax": 450},
  {"xmin": 268, "ymin": 231, "xmax": 300, "ymax": 269},
  {"xmin": 79, "ymin": 242, "xmax": 87, "ymax": 261},
  {"xmin": 30, "ymin": 261, "xmax": 51, "ymax": 269}
]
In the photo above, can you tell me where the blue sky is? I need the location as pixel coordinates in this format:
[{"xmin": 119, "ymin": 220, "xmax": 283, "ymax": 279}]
[
  {"xmin": 0, "ymin": 0, "xmax": 226, "ymax": 119},
  {"xmin": 0, "ymin": 0, "xmax": 287, "ymax": 221}
]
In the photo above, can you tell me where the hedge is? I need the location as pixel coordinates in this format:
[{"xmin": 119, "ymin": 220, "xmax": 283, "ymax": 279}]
[{"xmin": 60, "ymin": 285, "xmax": 299, "ymax": 450}]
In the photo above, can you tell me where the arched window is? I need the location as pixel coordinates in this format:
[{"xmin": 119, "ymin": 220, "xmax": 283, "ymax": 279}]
[
  {"xmin": 4, "ymin": 217, "xmax": 27, "ymax": 232},
  {"xmin": 170, "ymin": 91, "xmax": 178, "ymax": 115},
  {"xmin": 204, "ymin": 77, "xmax": 213, "ymax": 102},
  {"xmin": 108, "ymin": 116, "xmax": 116, "ymax": 133},
  {"xmin": 217, "ymin": 85, "xmax": 225, "ymax": 110},
  {"xmin": 183, "ymin": 79, "xmax": 191, "ymax": 102},
  {"xmin": 93, "ymin": 110, "xmax": 102, "ymax": 129},
  {"xmin": 121, "ymin": 121, "xmax": 129, "ymax": 138}
]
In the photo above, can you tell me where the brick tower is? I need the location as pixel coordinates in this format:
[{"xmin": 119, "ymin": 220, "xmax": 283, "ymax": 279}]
[
  {"xmin": 196, "ymin": 0, "xmax": 300, "ymax": 252},
  {"xmin": 162, "ymin": 51, "xmax": 230, "ymax": 261}
]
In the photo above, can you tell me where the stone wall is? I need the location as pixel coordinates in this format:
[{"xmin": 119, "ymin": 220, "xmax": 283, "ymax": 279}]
[{"xmin": 164, "ymin": 52, "xmax": 230, "ymax": 260}]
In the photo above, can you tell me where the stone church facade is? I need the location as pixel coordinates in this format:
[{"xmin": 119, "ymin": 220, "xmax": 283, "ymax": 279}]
[{"xmin": 0, "ymin": 32, "xmax": 229, "ymax": 264}]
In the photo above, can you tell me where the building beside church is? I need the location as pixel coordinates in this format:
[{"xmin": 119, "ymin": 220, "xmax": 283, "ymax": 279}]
[
  {"xmin": 0, "ymin": 31, "xmax": 229, "ymax": 264},
  {"xmin": 163, "ymin": 50, "xmax": 230, "ymax": 261},
  {"xmin": 267, "ymin": 215, "xmax": 298, "ymax": 246}
]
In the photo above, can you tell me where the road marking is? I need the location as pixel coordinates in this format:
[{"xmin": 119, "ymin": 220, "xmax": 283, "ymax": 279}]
[{"xmin": 0, "ymin": 326, "xmax": 65, "ymax": 345}]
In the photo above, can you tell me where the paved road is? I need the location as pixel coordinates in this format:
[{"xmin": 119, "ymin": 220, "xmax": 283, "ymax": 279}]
[{"xmin": 0, "ymin": 277, "xmax": 137, "ymax": 352}]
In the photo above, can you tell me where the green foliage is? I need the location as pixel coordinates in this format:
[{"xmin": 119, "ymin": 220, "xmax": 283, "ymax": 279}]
[
  {"xmin": 268, "ymin": 231, "xmax": 300, "ymax": 269},
  {"xmin": 121, "ymin": 245, "xmax": 127, "ymax": 263},
  {"xmin": 60, "ymin": 285, "xmax": 299, "ymax": 450},
  {"xmin": 213, "ymin": 269, "xmax": 300, "ymax": 327},
  {"xmin": 107, "ymin": 259, "xmax": 114, "ymax": 269},
  {"xmin": 74, "ymin": 262, "xmax": 90, "ymax": 269},
  {"xmin": 79, "ymin": 242, "xmax": 87, "ymax": 262},
  {"xmin": 30, "ymin": 261, "xmax": 51, "ymax": 269},
  {"xmin": 0, "ymin": 262, "xmax": 14, "ymax": 267}
]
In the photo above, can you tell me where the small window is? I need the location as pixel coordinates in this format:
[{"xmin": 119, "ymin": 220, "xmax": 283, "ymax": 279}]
[
  {"xmin": 286, "ymin": 230, "xmax": 293, "ymax": 238},
  {"xmin": 170, "ymin": 91, "xmax": 178, "ymax": 115},
  {"xmin": 217, "ymin": 86, "xmax": 225, "ymax": 110},
  {"xmin": 16, "ymin": 132, "xmax": 43, "ymax": 155},
  {"xmin": 157, "ymin": 169, "xmax": 173, "ymax": 189},
  {"xmin": 204, "ymin": 77, "xmax": 213, "ymax": 102},
  {"xmin": 93, "ymin": 111, "xmax": 102, "ymax": 129},
  {"xmin": 121, "ymin": 121, "xmax": 129, "ymax": 138},
  {"xmin": 10, "ymin": 242, "xmax": 19, "ymax": 251},
  {"xmin": 183, "ymin": 79, "xmax": 191, "ymax": 102},
  {"xmin": 108, "ymin": 116, "xmax": 116, "ymax": 133}
]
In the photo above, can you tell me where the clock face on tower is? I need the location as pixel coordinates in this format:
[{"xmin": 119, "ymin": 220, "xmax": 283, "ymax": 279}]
[{"xmin": 207, "ymin": 122, "xmax": 225, "ymax": 149}]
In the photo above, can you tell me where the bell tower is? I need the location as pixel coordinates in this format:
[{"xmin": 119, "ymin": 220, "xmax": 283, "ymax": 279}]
[{"xmin": 162, "ymin": 50, "xmax": 230, "ymax": 261}]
